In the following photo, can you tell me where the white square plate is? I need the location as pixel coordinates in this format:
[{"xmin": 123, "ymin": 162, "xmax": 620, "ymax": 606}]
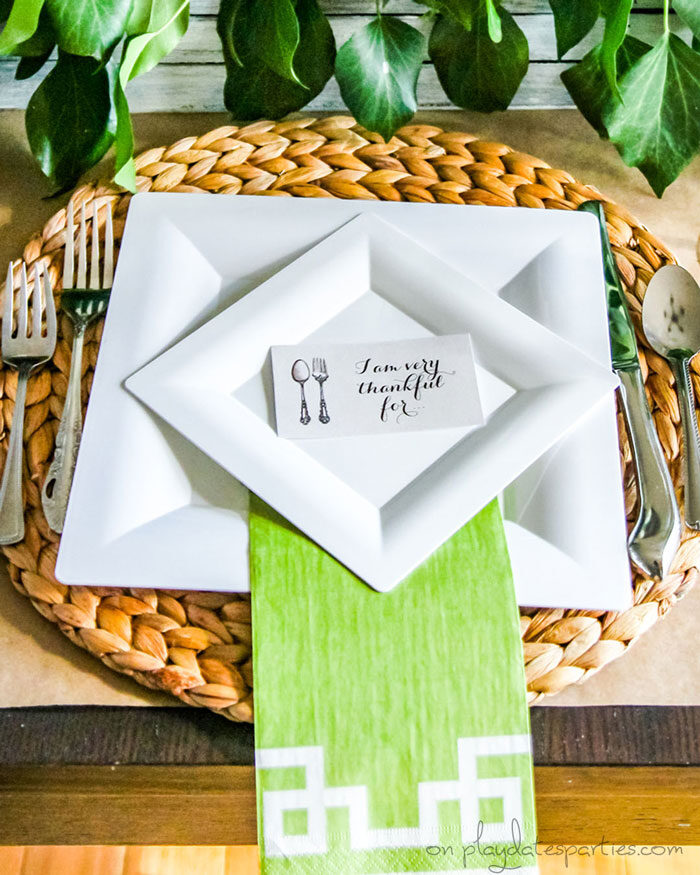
[
  {"xmin": 126, "ymin": 214, "xmax": 617, "ymax": 592},
  {"xmin": 56, "ymin": 194, "xmax": 632, "ymax": 607}
]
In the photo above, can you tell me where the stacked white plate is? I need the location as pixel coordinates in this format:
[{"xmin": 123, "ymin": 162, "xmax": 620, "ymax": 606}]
[{"xmin": 56, "ymin": 194, "xmax": 631, "ymax": 610}]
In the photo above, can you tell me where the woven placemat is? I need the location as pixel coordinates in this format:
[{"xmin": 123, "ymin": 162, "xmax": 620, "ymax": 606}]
[{"xmin": 4, "ymin": 117, "xmax": 699, "ymax": 722}]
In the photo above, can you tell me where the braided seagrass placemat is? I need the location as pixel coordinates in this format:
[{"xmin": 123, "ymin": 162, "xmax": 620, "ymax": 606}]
[{"xmin": 4, "ymin": 116, "xmax": 700, "ymax": 722}]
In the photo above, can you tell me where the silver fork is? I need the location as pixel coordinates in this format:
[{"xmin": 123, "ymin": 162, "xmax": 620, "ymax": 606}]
[
  {"xmin": 0, "ymin": 262, "xmax": 57, "ymax": 544},
  {"xmin": 312, "ymin": 357, "xmax": 331, "ymax": 424},
  {"xmin": 41, "ymin": 200, "xmax": 112, "ymax": 533}
]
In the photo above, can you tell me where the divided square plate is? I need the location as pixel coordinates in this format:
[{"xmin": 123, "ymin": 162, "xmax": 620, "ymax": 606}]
[
  {"xmin": 56, "ymin": 193, "xmax": 631, "ymax": 608},
  {"xmin": 126, "ymin": 214, "xmax": 617, "ymax": 592}
]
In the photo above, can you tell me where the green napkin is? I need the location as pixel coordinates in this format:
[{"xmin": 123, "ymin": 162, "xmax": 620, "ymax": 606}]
[{"xmin": 250, "ymin": 496, "xmax": 537, "ymax": 874}]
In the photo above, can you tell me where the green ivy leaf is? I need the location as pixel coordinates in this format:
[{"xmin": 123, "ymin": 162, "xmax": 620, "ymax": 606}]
[
  {"xmin": 335, "ymin": 16, "xmax": 424, "ymax": 141},
  {"xmin": 25, "ymin": 50, "xmax": 116, "ymax": 188},
  {"xmin": 112, "ymin": 1, "xmax": 189, "ymax": 191},
  {"xmin": 431, "ymin": 0, "xmax": 475, "ymax": 30},
  {"xmin": 418, "ymin": 0, "xmax": 500, "ymax": 38},
  {"xmin": 599, "ymin": 0, "xmax": 633, "ymax": 98},
  {"xmin": 548, "ymin": 0, "xmax": 599, "ymax": 58},
  {"xmin": 2, "ymin": 3, "xmax": 54, "ymax": 65},
  {"xmin": 603, "ymin": 32, "xmax": 700, "ymax": 196},
  {"xmin": 217, "ymin": 0, "xmax": 242, "ymax": 66},
  {"xmin": 113, "ymin": 72, "xmax": 135, "ymax": 191},
  {"xmin": 561, "ymin": 34, "xmax": 650, "ymax": 136},
  {"xmin": 15, "ymin": 41, "xmax": 53, "ymax": 77},
  {"xmin": 484, "ymin": 0, "xmax": 502, "ymax": 43},
  {"xmin": 120, "ymin": 0, "xmax": 189, "ymax": 82},
  {"xmin": 47, "ymin": 0, "xmax": 132, "ymax": 59},
  {"xmin": 249, "ymin": 0, "xmax": 302, "ymax": 86},
  {"xmin": 219, "ymin": 0, "xmax": 335, "ymax": 119},
  {"xmin": 0, "ymin": 0, "xmax": 45, "ymax": 54},
  {"xmin": 127, "ymin": 0, "xmax": 154, "ymax": 35},
  {"xmin": 674, "ymin": 0, "xmax": 700, "ymax": 40},
  {"xmin": 429, "ymin": 7, "xmax": 528, "ymax": 112}
]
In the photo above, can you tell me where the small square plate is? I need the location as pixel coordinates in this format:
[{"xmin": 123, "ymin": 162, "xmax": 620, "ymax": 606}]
[
  {"xmin": 126, "ymin": 214, "xmax": 617, "ymax": 592},
  {"xmin": 56, "ymin": 193, "xmax": 631, "ymax": 608}
]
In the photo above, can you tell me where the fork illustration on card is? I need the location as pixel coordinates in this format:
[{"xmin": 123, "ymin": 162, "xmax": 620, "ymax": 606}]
[{"xmin": 312, "ymin": 357, "xmax": 331, "ymax": 424}]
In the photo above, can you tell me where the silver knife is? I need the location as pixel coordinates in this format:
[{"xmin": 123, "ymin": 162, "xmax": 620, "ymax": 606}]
[{"xmin": 579, "ymin": 200, "xmax": 680, "ymax": 579}]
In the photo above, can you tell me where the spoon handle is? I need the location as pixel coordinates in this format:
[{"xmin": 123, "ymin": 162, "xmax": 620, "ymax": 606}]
[
  {"xmin": 299, "ymin": 384, "xmax": 311, "ymax": 425},
  {"xmin": 618, "ymin": 367, "xmax": 681, "ymax": 577},
  {"xmin": 670, "ymin": 356, "xmax": 700, "ymax": 529}
]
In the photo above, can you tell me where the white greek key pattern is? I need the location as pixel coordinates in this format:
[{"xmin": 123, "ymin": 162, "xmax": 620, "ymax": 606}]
[{"xmin": 257, "ymin": 733, "xmax": 531, "ymax": 859}]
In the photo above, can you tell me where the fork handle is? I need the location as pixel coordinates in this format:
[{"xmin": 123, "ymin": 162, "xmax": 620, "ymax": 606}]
[
  {"xmin": 319, "ymin": 385, "xmax": 330, "ymax": 424},
  {"xmin": 0, "ymin": 365, "xmax": 31, "ymax": 545},
  {"xmin": 41, "ymin": 328, "xmax": 86, "ymax": 533}
]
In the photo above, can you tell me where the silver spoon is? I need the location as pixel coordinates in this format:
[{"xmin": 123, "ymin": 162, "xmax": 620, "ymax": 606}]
[
  {"xmin": 643, "ymin": 265, "xmax": 700, "ymax": 529},
  {"xmin": 291, "ymin": 358, "xmax": 311, "ymax": 425}
]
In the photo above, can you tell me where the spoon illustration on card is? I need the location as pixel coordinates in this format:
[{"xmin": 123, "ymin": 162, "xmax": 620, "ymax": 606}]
[
  {"xmin": 643, "ymin": 265, "xmax": 700, "ymax": 529},
  {"xmin": 291, "ymin": 359, "xmax": 312, "ymax": 425}
]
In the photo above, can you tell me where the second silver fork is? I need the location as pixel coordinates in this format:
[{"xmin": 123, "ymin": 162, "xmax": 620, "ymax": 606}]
[
  {"xmin": 312, "ymin": 357, "xmax": 331, "ymax": 424},
  {"xmin": 0, "ymin": 262, "xmax": 57, "ymax": 544},
  {"xmin": 41, "ymin": 200, "xmax": 113, "ymax": 533}
]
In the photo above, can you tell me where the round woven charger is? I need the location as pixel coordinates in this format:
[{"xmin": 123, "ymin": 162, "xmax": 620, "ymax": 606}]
[{"xmin": 6, "ymin": 116, "xmax": 700, "ymax": 722}]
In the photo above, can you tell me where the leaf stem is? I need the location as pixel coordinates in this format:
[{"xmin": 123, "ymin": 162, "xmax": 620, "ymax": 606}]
[{"xmin": 663, "ymin": 0, "xmax": 670, "ymax": 34}]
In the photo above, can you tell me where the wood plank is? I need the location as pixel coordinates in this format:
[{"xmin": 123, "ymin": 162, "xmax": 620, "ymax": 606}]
[
  {"xmin": 3, "ymin": 706, "xmax": 700, "ymax": 767},
  {"xmin": 535, "ymin": 767, "xmax": 700, "ymax": 845},
  {"xmin": 3, "ymin": 845, "xmax": 699, "ymax": 875},
  {"xmin": 18, "ymin": 846, "xmax": 126, "ymax": 875},
  {"xmin": 0, "ymin": 10, "xmax": 687, "ymax": 112},
  {"xmin": 158, "ymin": 13, "xmax": 690, "ymax": 66},
  {"xmin": 0, "ymin": 61, "xmax": 577, "ymax": 111},
  {"xmin": 0, "ymin": 847, "xmax": 24, "ymax": 875},
  {"xmin": 0, "ymin": 765, "xmax": 260, "ymax": 845},
  {"xmin": 193, "ymin": 0, "xmax": 664, "ymax": 12},
  {"xmin": 2, "ymin": 765, "xmax": 700, "ymax": 845},
  {"xmin": 122, "ymin": 846, "xmax": 229, "ymax": 875},
  {"xmin": 0, "ymin": 11, "xmax": 683, "ymax": 69}
]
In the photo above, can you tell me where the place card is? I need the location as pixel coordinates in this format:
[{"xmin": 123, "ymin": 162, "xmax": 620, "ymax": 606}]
[{"xmin": 270, "ymin": 334, "xmax": 484, "ymax": 439}]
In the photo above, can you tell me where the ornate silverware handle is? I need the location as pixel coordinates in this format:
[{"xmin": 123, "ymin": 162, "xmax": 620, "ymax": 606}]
[
  {"xmin": 41, "ymin": 328, "xmax": 86, "ymax": 532},
  {"xmin": 618, "ymin": 367, "xmax": 680, "ymax": 577},
  {"xmin": 671, "ymin": 356, "xmax": 700, "ymax": 529},
  {"xmin": 319, "ymin": 385, "xmax": 330, "ymax": 424},
  {"xmin": 299, "ymin": 385, "xmax": 311, "ymax": 425},
  {"xmin": 0, "ymin": 365, "xmax": 31, "ymax": 544}
]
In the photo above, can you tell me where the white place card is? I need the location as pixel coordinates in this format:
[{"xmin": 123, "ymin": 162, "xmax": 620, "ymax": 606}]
[{"xmin": 270, "ymin": 334, "xmax": 484, "ymax": 439}]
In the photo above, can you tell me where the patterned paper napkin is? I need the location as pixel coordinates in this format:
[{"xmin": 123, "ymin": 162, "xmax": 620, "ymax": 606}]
[{"xmin": 250, "ymin": 497, "xmax": 537, "ymax": 874}]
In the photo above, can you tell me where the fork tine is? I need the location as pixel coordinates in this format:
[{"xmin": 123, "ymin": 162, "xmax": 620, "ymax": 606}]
[
  {"xmin": 89, "ymin": 201, "xmax": 100, "ymax": 290},
  {"xmin": 17, "ymin": 262, "xmax": 28, "ymax": 338},
  {"xmin": 3, "ymin": 261, "xmax": 13, "ymax": 347},
  {"xmin": 103, "ymin": 203, "xmax": 114, "ymax": 288},
  {"xmin": 77, "ymin": 203, "xmax": 87, "ymax": 288},
  {"xmin": 63, "ymin": 200, "xmax": 74, "ymax": 290},
  {"xmin": 32, "ymin": 263, "xmax": 43, "ymax": 338},
  {"xmin": 43, "ymin": 266, "xmax": 57, "ymax": 347}
]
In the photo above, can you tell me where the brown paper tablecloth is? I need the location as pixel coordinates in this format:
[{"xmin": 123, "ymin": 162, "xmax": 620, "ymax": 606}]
[{"xmin": 1, "ymin": 108, "xmax": 699, "ymax": 707}]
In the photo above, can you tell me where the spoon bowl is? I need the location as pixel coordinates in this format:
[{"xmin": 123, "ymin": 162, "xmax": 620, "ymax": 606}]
[
  {"xmin": 291, "ymin": 359, "xmax": 310, "ymax": 383},
  {"xmin": 643, "ymin": 265, "xmax": 700, "ymax": 530},
  {"xmin": 643, "ymin": 265, "xmax": 700, "ymax": 360}
]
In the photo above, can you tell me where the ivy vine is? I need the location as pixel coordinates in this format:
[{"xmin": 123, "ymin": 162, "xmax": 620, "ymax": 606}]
[{"xmin": 1, "ymin": 0, "xmax": 699, "ymax": 197}]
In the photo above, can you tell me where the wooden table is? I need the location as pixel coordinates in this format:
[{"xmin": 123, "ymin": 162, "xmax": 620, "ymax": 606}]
[{"xmin": 2, "ymin": 705, "xmax": 699, "ymax": 846}]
